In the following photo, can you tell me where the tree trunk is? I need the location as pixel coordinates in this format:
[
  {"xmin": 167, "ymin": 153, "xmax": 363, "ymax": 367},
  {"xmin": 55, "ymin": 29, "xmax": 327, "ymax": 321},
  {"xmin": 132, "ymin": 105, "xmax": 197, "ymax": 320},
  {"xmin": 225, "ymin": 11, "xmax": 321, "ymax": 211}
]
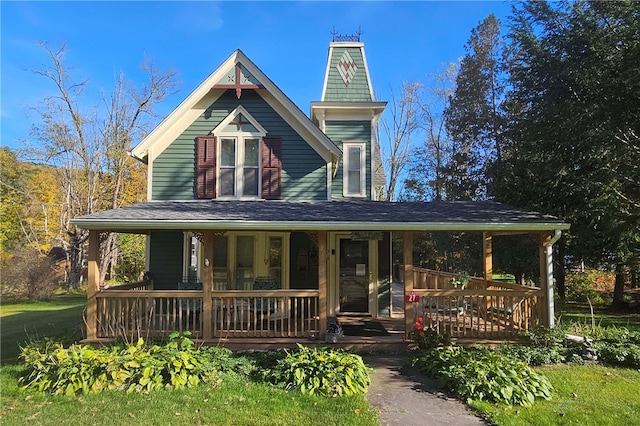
[{"xmin": 612, "ymin": 262, "xmax": 626, "ymax": 308}]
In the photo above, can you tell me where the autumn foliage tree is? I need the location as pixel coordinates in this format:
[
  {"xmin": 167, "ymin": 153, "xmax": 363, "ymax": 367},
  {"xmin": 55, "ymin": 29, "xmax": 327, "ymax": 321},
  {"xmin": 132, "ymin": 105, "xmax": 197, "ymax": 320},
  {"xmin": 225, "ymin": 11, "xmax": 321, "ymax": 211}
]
[{"xmin": 23, "ymin": 43, "xmax": 177, "ymax": 288}]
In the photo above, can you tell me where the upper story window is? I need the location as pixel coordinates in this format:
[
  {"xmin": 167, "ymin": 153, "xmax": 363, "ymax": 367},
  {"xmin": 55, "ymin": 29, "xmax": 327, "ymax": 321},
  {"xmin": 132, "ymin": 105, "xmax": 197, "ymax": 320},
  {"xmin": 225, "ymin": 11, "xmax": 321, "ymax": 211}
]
[
  {"xmin": 196, "ymin": 106, "xmax": 282, "ymax": 200},
  {"xmin": 343, "ymin": 142, "xmax": 366, "ymax": 197},
  {"xmin": 219, "ymin": 136, "xmax": 260, "ymax": 198}
]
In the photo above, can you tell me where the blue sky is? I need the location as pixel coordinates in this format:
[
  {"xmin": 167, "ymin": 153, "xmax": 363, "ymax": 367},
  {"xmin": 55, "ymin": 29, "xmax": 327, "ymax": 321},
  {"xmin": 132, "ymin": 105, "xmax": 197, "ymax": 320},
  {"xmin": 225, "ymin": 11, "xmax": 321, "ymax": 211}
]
[{"xmin": 1, "ymin": 1, "xmax": 514, "ymax": 151}]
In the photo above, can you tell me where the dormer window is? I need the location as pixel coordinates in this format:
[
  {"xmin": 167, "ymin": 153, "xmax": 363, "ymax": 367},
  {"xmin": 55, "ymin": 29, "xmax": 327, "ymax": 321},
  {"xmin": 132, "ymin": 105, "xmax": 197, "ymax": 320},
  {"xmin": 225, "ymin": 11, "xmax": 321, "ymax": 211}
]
[{"xmin": 196, "ymin": 106, "xmax": 281, "ymax": 200}]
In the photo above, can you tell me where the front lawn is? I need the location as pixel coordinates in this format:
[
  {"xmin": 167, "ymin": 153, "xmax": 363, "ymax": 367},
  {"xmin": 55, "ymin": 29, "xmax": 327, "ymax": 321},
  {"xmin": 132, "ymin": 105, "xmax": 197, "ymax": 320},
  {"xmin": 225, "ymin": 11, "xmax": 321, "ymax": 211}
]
[
  {"xmin": 0, "ymin": 294, "xmax": 85, "ymax": 364},
  {"xmin": 0, "ymin": 364, "xmax": 376, "ymax": 425},
  {"xmin": 0, "ymin": 294, "xmax": 378, "ymax": 425},
  {"xmin": 471, "ymin": 364, "xmax": 640, "ymax": 426}
]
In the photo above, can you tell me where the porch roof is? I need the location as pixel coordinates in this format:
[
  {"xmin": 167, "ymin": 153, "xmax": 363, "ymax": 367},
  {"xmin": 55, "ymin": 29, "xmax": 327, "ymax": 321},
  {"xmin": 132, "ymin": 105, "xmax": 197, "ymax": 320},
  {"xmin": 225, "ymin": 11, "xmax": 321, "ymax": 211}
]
[{"xmin": 71, "ymin": 200, "xmax": 569, "ymax": 233}]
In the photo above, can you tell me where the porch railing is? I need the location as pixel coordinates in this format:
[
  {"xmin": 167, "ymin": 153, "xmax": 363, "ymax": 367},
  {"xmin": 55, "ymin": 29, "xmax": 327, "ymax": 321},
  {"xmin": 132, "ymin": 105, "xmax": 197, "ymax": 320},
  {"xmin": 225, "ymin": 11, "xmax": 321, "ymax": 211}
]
[
  {"xmin": 93, "ymin": 288, "xmax": 319, "ymax": 340},
  {"xmin": 410, "ymin": 268, "xmax": 543, "ymax": 338},
  {"xmin": 210, "ymin": 290, "xmax": 319, "ymax": 338}
]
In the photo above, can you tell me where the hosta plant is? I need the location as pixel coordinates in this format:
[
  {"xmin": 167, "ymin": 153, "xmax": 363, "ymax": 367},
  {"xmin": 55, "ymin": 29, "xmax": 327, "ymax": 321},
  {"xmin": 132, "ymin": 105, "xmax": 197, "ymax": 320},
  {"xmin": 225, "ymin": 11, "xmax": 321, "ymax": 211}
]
[{"xmin": 263, "ymin": 344, "xmax": 370, "ymax": 397}]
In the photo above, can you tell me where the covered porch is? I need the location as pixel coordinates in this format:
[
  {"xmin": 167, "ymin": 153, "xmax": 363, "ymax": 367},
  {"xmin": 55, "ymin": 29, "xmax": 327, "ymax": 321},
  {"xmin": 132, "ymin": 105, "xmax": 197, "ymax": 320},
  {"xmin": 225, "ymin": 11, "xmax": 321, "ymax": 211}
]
[{"xmin": 74, "ymin": 200, "xmax": 568, "ymax": 347}]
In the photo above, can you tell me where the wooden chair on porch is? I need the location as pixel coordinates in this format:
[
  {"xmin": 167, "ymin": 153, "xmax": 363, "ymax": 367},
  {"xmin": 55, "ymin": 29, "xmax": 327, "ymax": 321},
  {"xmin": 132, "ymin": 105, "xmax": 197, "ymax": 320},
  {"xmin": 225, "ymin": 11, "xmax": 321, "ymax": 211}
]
[{"xmin": 250, "ymin": 276, "xmax": 279, "ymax": 317}]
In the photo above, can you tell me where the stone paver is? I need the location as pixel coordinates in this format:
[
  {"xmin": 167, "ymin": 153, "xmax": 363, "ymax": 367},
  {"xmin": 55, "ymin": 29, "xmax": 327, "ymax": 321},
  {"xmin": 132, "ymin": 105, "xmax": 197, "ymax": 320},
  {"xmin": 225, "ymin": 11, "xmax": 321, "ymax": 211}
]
[{"xmin": 364, "ymin": 355, "xmax": 487, "ymax": 426}]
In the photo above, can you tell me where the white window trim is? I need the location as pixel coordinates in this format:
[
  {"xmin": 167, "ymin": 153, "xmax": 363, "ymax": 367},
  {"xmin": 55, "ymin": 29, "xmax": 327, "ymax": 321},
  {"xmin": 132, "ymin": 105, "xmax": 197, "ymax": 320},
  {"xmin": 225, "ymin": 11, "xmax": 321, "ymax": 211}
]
[
  {"xmin": 211, "ymin": 106, "xmax": 266, "ymax": 200},
  {"xmin": 182, "ymin": 232, "xmax": 203, "ymax": 283},
  {"xmin": 216, "ymin": 135, "xmax": 263, "ymax": 199},
  {"xmin": 342, "ymin": 142, "xmax": 366, "ymax": 198}
]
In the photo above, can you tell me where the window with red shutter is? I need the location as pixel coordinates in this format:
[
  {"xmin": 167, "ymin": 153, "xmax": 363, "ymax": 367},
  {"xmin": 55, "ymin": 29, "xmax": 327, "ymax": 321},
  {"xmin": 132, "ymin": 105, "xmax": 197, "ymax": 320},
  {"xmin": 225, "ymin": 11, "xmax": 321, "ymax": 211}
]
[
  {"xmin": 262, "ymin": 137, "xmax": 282, "ymax": 200},
  {"xmin": 196, "ymin": 136, "xmax": 216, "ymax": 198}
]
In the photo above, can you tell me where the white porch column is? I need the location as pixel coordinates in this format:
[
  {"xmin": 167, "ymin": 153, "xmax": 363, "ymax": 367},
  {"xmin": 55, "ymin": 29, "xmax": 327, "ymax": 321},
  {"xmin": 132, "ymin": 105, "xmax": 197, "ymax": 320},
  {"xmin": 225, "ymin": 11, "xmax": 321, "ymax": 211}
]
[{"xmin": 539, "ymin": 232, "xmax": 558, "ymax": 327}]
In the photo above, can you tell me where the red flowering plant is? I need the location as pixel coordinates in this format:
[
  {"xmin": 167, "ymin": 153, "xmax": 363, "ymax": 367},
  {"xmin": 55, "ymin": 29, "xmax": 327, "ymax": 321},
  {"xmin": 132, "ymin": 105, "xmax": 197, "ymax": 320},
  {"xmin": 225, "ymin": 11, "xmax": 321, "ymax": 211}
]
[{"xmin": 406, "ymin": 316, "xmax": 451, "ymax": 351}]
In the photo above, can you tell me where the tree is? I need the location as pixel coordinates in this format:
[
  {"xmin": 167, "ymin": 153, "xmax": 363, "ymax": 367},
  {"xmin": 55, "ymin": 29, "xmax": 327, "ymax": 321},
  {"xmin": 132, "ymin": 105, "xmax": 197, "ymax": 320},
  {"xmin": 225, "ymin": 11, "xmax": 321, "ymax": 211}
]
[
  {"xmin": 0, "ymin": 148, "xmax": 29, "ymax": 254},
  {"xmin": 378, "ymin": 81, "xmax": 424, "ymax": 201},
  {"xmin": 402, "ymin": 63, "xmax": 457, "ymax": 201},
  {"xmin": 26, "ymin": 43, "xmax": 177, "ymax": 288},
  {"xmin": 499, "ymin": 0, "xmax": 640, "ymax": 303},
  {"xmin": 444, "ymin": 14, "xmax": 506, "ymax": 200}
]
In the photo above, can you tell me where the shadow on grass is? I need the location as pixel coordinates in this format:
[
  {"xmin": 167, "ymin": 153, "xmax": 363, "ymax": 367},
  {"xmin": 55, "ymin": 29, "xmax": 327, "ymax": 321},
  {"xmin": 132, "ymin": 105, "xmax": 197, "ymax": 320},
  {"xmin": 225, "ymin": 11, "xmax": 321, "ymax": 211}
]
[{"xmin": 1, "ymin": 299, "xmax": 85, "ymax": 365}]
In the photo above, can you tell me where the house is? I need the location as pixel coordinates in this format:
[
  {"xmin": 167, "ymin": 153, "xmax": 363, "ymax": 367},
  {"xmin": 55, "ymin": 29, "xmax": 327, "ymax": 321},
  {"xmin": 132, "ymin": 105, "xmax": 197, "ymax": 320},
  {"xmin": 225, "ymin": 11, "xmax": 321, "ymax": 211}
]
[{"xmin": 72, "ymin": 37, "xmax": 569, "ymax": 346}]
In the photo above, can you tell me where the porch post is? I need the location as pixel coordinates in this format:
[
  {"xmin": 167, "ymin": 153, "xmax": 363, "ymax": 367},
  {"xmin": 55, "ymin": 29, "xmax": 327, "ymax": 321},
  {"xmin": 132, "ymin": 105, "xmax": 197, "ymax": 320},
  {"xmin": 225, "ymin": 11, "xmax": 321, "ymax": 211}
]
[
  {"xmin": 318, "ymin": 231, "xmax": 328, "ymax": 338},
  {"xmin": 539, "ymin": 233, "xmax": 554, "ymax": 327},
  {"xmin": 202, "ymin": 231, "xmax": 214, "ymax": 340},
  {"xmin": 483, "ymin": 232, "xmax": 493, "ymax": 281},
  {"xmin": 86, "ymin": 230, "xmax": 99, "ymax": 341},
  {"xmin": 403, "ymin": 231, "xmax": 414, "ymax": 335}
]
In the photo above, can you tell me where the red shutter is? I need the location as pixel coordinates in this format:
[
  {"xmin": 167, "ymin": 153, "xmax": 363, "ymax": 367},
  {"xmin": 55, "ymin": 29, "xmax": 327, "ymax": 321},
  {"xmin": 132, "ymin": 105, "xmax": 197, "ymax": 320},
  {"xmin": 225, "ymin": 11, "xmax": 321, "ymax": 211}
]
[
  {"xmin": 261, "ymin": 137, "xmax": 282, "ymax": 200},
  {"xmin": 196, "ymin": 136, "xmax": 216, "ymax": 199}
]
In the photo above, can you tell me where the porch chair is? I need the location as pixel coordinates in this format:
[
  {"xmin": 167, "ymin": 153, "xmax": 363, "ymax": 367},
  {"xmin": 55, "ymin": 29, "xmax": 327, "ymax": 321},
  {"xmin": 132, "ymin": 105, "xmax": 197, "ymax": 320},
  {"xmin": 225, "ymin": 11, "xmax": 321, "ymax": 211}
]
[
  {"xmin": 249, "ymin": 276, "xmax": 279, "ymax": 317},
  {"xmin": 177, "ymin": 280, "xmax": 203, "ymax": 314}
]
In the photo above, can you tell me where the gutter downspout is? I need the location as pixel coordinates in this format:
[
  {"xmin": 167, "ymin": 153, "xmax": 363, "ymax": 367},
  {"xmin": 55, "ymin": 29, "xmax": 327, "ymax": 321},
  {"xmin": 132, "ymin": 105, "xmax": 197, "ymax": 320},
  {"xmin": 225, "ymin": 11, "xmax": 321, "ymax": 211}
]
[{"xmin": 545, "ymin": 229, "xmax": 562, "ymax": 327}]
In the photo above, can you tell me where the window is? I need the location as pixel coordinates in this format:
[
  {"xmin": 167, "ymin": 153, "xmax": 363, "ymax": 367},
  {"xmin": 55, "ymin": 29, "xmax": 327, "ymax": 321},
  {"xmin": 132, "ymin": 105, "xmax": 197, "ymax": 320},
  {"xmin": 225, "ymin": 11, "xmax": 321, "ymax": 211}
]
[
  {"xmin": 343, "ymin": 142, "xmax": 366, "ymax": 197},
  {"xmin": 218, "ymin": 137, "xmax": 259, "ymax": 198},
  {"xmin": 197, "ymin": 106, "xmax": 282, "ymax": 200},
  {"xmin": 186, "ymin": 232, "xmax": 288, "ymax": 290}
]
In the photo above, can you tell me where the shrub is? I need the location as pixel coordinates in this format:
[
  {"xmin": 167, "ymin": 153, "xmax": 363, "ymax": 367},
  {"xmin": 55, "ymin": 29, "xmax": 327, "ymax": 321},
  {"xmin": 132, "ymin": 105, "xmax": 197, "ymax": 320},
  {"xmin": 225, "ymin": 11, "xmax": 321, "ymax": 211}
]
[
  {"xmin": 1, "ymin": 248, "xmax": 59, "ymax": 299},
  {"xmin": 595, "ymin": 342, "xmax": 640, "ymax": 369},
  {"xmin": 565, "ymin": 272, "xmax": 606, "ymax": 304},
  {"xmin": 263, "ymin": 344, "xmax": 370, "ymax": 397},
  {"xmin": 412, "ymin": 346, "xmax": 553, "ymax": 406},
  {"xmin": 407, "ymin": 316, "xmax": 451, "ymax": 350},
  {"xmin": 496, "ymin": 325, "xmax": 580, "ymax": 366},
  {"xmin": 19, "ymin": 332, "xmax": 219, "ymax": 395}
]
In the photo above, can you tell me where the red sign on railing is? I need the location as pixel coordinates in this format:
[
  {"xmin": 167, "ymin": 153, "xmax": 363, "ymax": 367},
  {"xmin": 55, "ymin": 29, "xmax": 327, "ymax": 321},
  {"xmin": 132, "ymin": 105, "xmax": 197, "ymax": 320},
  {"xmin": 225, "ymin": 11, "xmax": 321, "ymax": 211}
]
[{"xmin": 405, "ymin": 292, "xmax": 419, "ymax": 303}]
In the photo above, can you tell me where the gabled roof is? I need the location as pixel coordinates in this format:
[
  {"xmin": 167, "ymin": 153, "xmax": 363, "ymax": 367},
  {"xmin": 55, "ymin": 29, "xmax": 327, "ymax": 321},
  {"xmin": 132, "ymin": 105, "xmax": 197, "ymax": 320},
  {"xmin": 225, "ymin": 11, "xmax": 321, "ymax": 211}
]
[
  {"xmin": 131, "ymin": 49, "xmax": 341, "ymax": 163},
  {"xmin": 71, "ymin": 200, "xmax": 570, "ymax": 233}
]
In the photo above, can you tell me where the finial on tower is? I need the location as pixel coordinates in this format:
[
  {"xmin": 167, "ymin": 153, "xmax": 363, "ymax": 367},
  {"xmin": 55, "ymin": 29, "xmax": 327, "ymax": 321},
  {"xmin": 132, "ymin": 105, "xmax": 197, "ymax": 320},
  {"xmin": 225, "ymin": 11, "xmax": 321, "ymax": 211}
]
[{"xmin": 330, "ymin": 26, "xmax": 363, "ymax": 42}]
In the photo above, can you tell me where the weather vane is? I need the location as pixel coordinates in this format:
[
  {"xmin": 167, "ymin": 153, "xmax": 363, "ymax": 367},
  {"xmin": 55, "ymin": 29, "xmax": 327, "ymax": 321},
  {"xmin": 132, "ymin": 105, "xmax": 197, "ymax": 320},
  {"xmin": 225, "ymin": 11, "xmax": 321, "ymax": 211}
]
[{"xmin": 331, "ymin": 26, "xmax": 363, "ymax": 42}]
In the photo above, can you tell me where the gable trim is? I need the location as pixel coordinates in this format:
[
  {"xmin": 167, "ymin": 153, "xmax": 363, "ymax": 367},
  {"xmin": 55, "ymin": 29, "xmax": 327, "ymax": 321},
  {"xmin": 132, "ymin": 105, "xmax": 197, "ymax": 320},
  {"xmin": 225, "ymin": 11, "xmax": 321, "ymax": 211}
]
[
  {"xmin": 131, "ymin": 50, "xmax": 340, "ymax": 164},
  {"xmin": 211, "ymin": 105, "xmax": 268, "ymax": 136}
]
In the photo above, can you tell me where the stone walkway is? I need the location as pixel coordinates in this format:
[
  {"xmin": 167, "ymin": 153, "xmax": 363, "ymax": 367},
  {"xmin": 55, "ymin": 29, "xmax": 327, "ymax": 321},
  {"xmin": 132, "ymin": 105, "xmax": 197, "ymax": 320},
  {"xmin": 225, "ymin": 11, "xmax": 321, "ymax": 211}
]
[{"xmin": 364, "ymin": 355, "xmax": 487, "ymax": 426}]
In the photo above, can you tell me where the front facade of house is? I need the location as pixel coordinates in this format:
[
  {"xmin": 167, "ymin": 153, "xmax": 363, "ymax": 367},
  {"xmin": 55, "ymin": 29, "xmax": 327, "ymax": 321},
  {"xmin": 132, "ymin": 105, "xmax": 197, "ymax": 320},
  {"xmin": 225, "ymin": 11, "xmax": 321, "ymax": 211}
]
[
  {"xmin": 136, "ymin": 41, "xmax": 390, "ymax": 319},
  {"xmin": 73, "ymin": 39, "xmax": 569, "ymax": 345}
]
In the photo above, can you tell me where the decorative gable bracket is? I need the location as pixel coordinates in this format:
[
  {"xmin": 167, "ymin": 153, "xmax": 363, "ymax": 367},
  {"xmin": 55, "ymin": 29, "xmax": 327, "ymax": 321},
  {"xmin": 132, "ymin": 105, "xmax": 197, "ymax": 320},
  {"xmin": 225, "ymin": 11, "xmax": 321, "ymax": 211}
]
[{"xmin": 213, "ymin": 63, "xmax": 265, "ymax": 99}]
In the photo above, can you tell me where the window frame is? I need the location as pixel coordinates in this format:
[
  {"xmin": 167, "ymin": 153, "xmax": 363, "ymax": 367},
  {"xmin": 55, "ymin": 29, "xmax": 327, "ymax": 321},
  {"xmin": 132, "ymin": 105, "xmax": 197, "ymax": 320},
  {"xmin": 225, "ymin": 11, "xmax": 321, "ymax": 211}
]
[
  {"xmin": 342, "ymin": 142, "xmax": 367, "ymax": 198},
  {"xmin": 215, "ymin": 135, "xmax": 262, "ymax": 199},
  {"xmin": 211, "ymin": 106, "xmax": 267, "ymax": 200}
]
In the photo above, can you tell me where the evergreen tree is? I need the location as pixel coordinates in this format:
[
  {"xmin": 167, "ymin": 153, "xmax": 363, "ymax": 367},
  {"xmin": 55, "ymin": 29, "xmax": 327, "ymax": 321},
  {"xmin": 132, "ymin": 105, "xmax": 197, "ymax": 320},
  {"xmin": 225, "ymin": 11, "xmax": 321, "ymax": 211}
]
[{"xmin": 444, "ymin": 14, "xmax": 506, "ymax": 200}]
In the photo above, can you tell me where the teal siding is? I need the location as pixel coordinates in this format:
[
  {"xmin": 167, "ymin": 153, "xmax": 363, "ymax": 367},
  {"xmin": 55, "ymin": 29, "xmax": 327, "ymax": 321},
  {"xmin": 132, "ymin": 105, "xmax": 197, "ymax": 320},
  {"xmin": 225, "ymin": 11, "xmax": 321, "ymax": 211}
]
[
  {"xmin": 324, "ymin": 46, "xmax": 372, "ymax": 102},
  {"xmin": 325, "ymin": 120, "xmax": 372, "ymax": 199},
  {"xmin": 152, "ymin": 90, "xmax": 327, "ymax": 201},
  {"xmin": 149, "ymin": 231, "xmax": 184, "ymax": 290}
]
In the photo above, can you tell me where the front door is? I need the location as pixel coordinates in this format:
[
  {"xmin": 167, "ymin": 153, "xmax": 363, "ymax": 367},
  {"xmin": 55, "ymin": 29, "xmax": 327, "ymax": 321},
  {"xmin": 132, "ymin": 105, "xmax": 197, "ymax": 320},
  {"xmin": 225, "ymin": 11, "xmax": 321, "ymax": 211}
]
[{"xmin": 338, "ymin": 238, "xmax": 370, "ymax": 314}]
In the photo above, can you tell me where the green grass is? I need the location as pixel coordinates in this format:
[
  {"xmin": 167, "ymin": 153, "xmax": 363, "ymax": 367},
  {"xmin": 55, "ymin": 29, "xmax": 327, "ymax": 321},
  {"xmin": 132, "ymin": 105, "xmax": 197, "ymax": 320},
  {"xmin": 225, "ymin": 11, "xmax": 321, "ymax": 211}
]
[
  {"xmin": 471, "ymin": 364, "xmax": 640, "ymax": 426},
  {"xmin": 1, "ymin": 294, "xmax": 86, "ymax": 364},
  {"xmin": 557, "ymin": 301, "xmax": 640, "ymax": 332},
  {"xmin": 0, "ymin": 365, "xmax": 377, "ymax": 425},
  {"xmin": 0, "ymin": 295, "xmax": 378, "ymax": 425}
]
